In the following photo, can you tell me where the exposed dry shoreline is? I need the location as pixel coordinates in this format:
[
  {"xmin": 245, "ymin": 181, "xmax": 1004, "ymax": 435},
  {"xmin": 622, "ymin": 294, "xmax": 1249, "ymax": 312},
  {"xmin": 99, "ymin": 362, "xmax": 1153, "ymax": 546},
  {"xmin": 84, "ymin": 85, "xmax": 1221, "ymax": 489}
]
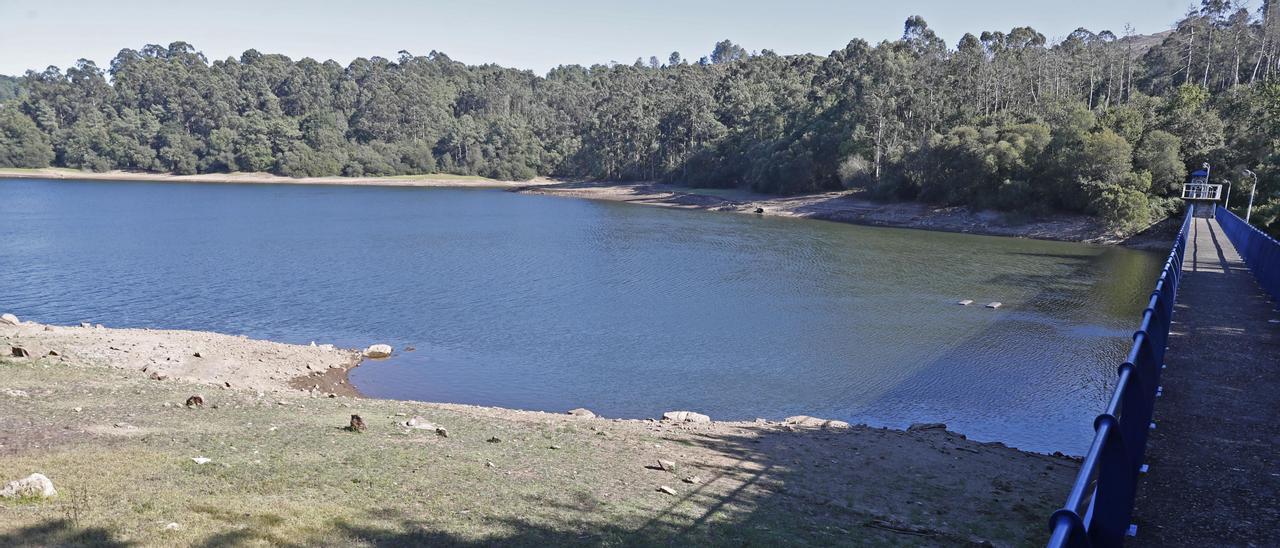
[
  {"xmin": 0, "ymin": 167, "xmax": 557, "ymax": 190},
  {"xmin": 513, "ymin": 181, "xmax": 1177, "ymax": 249},
  {"xmin": 0, "ymin": 317, "xmax": 363, "ymax": 397},
  {"xmin": 2, "ymin": 169, "xmax": 1175, "ymax": 248},
  {"xmin": 2, "ymin": 312, "xmax": 1078, "ymax": 547}
]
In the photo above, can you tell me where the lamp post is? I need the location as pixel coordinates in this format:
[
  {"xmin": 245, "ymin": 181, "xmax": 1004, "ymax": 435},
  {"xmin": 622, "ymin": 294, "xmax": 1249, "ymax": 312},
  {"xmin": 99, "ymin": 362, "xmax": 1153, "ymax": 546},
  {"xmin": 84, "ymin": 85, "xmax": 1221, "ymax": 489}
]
[{"xmin": 1244, "ymin": 169, "xmax": 1259, "ymax": 223}]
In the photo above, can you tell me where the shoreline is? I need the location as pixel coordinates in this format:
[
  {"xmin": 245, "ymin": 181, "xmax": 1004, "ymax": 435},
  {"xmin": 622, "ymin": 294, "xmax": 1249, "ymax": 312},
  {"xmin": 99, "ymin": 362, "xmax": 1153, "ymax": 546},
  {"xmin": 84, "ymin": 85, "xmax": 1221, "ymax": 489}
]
[
  {"xmin": 2, "ymin": 168, "xmax": 1176, "ymax": 249},
  {"xmin": 0, "ymin": 313, "xmax": 1080, "ymax": 459}
]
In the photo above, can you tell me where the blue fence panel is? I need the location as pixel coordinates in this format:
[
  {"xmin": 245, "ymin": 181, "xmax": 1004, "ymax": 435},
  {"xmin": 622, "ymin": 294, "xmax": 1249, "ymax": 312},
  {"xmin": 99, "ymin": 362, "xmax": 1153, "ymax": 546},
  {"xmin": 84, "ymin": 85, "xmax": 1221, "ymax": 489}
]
[
  {"xmin": 1216, "ymin": 206, "xmax": 1280, "ymax": 303},
  {"xmin": 1046, "ymin": 211, "xmax": 1192, "ymax": 548}
]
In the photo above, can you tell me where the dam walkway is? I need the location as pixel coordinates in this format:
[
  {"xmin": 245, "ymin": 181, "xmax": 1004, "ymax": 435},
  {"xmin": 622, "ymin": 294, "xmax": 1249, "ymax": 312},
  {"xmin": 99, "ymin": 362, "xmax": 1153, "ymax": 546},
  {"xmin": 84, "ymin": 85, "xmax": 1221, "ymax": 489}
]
[
  {"xmin": 1048, "ymin": 209, "xmax": 1280, "ymax": 547},
  {"xmin": 1128, "ymin": 216, "xmax": 1280, "ymax": 546}
]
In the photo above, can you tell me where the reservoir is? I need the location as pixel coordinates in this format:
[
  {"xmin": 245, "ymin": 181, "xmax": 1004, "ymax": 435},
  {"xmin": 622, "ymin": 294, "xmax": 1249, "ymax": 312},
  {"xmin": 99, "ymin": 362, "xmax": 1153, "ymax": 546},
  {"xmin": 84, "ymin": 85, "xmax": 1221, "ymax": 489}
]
[{"xmin": 0, "ymin": 178, "xmax": 1162, "ymax": 453}]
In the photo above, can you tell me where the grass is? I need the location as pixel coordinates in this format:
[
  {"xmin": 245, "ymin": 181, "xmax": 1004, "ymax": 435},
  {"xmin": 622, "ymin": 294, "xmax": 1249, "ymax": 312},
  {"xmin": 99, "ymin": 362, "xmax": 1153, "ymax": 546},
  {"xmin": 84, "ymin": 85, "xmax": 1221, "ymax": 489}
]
[{"xmin": 0, "ymin": 356, "xmax": 1068, "ymax": 547}]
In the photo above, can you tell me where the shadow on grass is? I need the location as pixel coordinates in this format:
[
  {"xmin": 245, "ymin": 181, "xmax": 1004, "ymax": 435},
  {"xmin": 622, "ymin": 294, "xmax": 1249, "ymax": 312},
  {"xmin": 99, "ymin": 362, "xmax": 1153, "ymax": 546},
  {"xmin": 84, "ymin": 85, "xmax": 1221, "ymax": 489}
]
[{"xmin": 0, "ymin": 519, "xmax": 131, "ymax": 547}]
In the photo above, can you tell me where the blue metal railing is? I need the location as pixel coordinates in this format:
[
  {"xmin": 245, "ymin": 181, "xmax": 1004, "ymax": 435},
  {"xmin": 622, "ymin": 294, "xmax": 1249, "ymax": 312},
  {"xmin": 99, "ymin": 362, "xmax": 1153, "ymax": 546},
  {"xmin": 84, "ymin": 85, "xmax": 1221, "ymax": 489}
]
[
  {"xmin": 1046, "ymin": 210, "xmax": 1192, "ymax": 547},
  {"xmin": 1216, "ymin": 206, "xmax": 1280, "ymax": 303}
]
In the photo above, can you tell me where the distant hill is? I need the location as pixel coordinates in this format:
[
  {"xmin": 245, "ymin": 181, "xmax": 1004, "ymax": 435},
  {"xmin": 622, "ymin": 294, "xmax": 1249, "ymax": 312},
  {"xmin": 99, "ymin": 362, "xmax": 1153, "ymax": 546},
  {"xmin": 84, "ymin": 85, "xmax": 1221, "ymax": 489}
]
[{"xmin": 1123, "ymin": 30, "xmax": 1175, "ymax": 56}]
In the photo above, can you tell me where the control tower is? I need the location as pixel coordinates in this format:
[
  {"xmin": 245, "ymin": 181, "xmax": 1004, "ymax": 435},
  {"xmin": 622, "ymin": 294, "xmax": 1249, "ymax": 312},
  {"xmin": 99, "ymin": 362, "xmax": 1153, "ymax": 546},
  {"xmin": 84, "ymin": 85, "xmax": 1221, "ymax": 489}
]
[{"xmin": 1181, "ymin": 163, "xmax": 1221, "ymax": 218}]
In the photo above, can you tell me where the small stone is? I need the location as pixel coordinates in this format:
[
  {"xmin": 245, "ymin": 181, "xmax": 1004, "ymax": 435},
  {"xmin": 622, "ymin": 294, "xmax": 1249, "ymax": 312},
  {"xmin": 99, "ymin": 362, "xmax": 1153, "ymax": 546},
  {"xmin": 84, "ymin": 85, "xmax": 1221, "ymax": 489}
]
[
  {"xmin": 72, "ymin": 407, "xmax": 82, "ymax": 413},
  {"xmin": 657, "ymin": 485, "xmax": 677, "ymax": 495},
  {"xmin": 193, "ymin": 352, "xmax": 202, "ymax": 358},
  {"xmin": 9, "ymin": 347, "xmax": 30, "ymax": 358},
  {"xmin": 149, "ymin": 371, "xmax": 169, "ymax": 381},
  {"xmin": 657, "ymin": 459, "xmax": 677, "ymax": 472},
  {"xmin": 79, "ymin": 322, "xmax": 91, "ymax": 328},
  {"xmin": 784, "ymin": 416, "xmax": 851, "ymax": 429},
  {"xmin": 567, "ymin": 408, "xmax": 596, "ymax": 418},
  {"xmin": 907, "ymin": 422, "xmax": 948, "ymax": 432},
  {"xmin": 164, "ymin": 523, "xmax": 180, "ymax": 531},
  {"xmin": 2, "ymin": 388, "xmax": 29, "ymax": 398},
  {"xmin": 485, "ymin": 461, "xmax": 495, "ymax": 468},
  {"xmin": 185, "ymin": 395, "xmax": 205, "ymax": 408},
  {"xmin": 190, "ymin": 457, "xmax": 211, "ymax": 465},
  {"xmin": 0, "ymin": 473, "xmax": 57, "ymax": 499},
  {"xmin": 95, "ymin": 324, "xmax": 104, "ymax": 329},
  {"xmin": 43, "ymin": 326, "xmax": 53, "ymax": 332},
  {"xmin": 985, "ymin": 302, "xmax": 1002, "ymax": 309},
  {"xmin": 404, "ymin": 416, "xmax": 437, "ymax": 430},
  {"xmin": 486, "ymin": 436, "xmax": 501, "ymax": 443},
  {"xmin": 661, "ymin": 411, "xmax": 711, "ymax": 423},
  {"xmin": 683, "ymin": 476, "xmax": 702, "ymax": 484},
  {"xmin": 549, "ymin": 445, "xmax": 562, "ymax": 450},
  {"xmin": 46, "ymin": 350, "xmax": 59, "ymax": 356},
  {"xmin": 435, "ymin": 427, "xmax": 449, "ymax": 438},
  {"xmin": 0, "ymin": 313, "xmax": 19, "ymax": 326}
]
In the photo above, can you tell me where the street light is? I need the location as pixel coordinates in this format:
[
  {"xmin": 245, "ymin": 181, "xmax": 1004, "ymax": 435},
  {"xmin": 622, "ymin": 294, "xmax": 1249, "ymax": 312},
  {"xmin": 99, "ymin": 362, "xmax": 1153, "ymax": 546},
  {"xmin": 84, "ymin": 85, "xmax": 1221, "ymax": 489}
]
[{"xmin": 1244, "ymin": 169, "xmax": 1259, "ymax": 223}]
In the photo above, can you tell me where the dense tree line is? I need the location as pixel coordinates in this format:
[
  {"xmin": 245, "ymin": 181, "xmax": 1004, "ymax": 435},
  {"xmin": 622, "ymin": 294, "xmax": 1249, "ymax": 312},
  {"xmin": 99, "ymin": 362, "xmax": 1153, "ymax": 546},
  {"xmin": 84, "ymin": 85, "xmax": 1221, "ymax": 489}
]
[{"xmin": 1, "ymin": 2, "xmax": 1278, "ymax": 233}]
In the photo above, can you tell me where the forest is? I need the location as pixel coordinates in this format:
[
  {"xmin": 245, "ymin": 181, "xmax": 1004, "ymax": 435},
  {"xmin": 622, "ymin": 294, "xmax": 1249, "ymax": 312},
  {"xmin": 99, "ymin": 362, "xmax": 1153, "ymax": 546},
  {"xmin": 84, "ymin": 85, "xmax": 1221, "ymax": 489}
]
[{"xmin": 0, "ymin": 2, "xmax": 1278, "ymax": 234}]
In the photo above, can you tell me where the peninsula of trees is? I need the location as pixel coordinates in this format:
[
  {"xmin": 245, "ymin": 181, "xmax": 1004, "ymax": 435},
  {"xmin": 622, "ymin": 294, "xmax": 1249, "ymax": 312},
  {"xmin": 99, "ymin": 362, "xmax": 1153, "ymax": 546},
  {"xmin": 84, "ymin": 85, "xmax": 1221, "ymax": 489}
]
[{"xmin": 0, "ymin": 2, "xmax": 1278, "ymax": 232}]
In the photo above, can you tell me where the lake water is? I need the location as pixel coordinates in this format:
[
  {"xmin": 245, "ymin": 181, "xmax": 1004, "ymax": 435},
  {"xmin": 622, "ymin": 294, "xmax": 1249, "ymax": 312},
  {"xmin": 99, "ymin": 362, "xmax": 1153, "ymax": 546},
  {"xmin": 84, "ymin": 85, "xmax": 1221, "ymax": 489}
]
[{"xmin": 0, "ymin": 178, "xmax": 1163, "ymax": 453}]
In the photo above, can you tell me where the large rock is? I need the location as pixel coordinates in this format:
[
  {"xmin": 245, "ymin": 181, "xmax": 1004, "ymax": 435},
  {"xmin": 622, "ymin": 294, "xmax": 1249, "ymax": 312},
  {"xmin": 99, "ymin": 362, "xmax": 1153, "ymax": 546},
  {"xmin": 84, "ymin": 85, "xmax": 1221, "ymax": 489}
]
[
  {"xmin": 363, "ymin": 344, "xmax": 393, "ymax": 359},
  {"xmin": 0, "ymin": 473, "xmax": 57, "ymax": 499},
  {"xmin": 662, "ymin": 411, "xmax": 711, "ymax": 423},
  {"xmin": 567, "ymin": 408, "xmax": 596, "ymax": 418},
  {"xmin": 784, "ymin": 415, "xmax": 851, "ymax": 429},
  {"xmin": 0, "ymin": 313, "xmax": 19, "ymax": 326},
  {"xmin": 907, "ymin": 422, "xmax": 947, "ymax": 432}
]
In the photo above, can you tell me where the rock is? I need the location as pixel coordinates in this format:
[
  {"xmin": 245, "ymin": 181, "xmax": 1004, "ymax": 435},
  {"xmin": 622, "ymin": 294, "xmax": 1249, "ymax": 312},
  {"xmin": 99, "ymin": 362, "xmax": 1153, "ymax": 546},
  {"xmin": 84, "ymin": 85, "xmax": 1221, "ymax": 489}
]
[
  {"xmin": 485, "ymin": 461, "xmax": 495, "ymax": 468},
  {"xmin": 164, "ymin": 522, "xmax": 181, "ymax": 531},
  {"xmin": 149, "ymin": 371, "xmax": 169, "ymax": 381},
  {"xmin": 94, "ymin": 324, "xmax": 104, "ymax": 329},
  {"xmin": 754, "ymin": 207, "xmax": 765, "ymax": 214},
  {"xmin": 190, "ymin": 457, "xmax": 211, "ymax": 465},
  {"xmin": 661, "ymin": 411, "xmax": 711, "ymax": 423},
  {"xmin": 957, "ymin": 299, "xmax": 974, "ymax": 306},
  {"xmin": 72, "ymin": 407, "xmax": 82, "ymax": 413},
  {"xmin": 404, "ymin": 416, "xmax": 438, "ymax": 430},
  {"xmin": 363, "ymin": 344, "xmax": 393, "ymax": 359},
  {"xmin": 192, "ymin": 351, "xmax": 202, "ymax": 358},
  {"xmin": 46, "ymin": 350, "xmax": 59, "ymax": 357},
  {"xmin": 404, "ymin": 346, "xmax": 416, "ymax": 352},
  {"xmin": 0, "ymin": 313, "xmax": 19, "ymax": 326},
  {"xmin": 657, "ymin": 459, "xmax": 677, "ymax": 472},
  {"xmin": 435, "ymin": 427, "xmax": 449, "ymax": 438},
  {"xmin": 567, "ymin": 408, "xmax": 596, "ymax": 418},
  {"xmin": 682, "ymin": 476, "xmax": 702, "ymax": 484},
  {"xmin": 549, "ymin": 444, "xmax": 562, "ymax": 450},
  {"xmin": 985, "ymin": 302, "xmax": 1002, "ymax": 309},
  {"xmin": 185, "ymin": 395, "xmax": 205, "ymax": 408},
  {"xmin": 2, "ymin": 388, "xmax": 30, "ymax": 398},
  {"xmin": 783, "ymin": 416, "xmax": 851, "ymax": 429},
  {"xmin": 43, "ymin": 326, "xmax": 53, "ymax": 332},
  {"xmin": 9, "ymin": 346, "xmax": 30, "ymax": 358},
  {"xmin": 907, "ymin": 422, "xmax": 947, "ymax": 432},
  {"xmin": 79, "ymin": 322, "xmax": 91, "ymax": 328},
  {"xmin": 486, "ymin": 436, "xmax": 501, "ymax": 443},
  {"xmin": 0, "ymin": 473, "xmax": 57, "ymax": 499},
  {"xmin": 348, "ymin": 415, "xmax": 367, "ymax": 432},
  {"xmin": 657, "ymin": 485, "xmax": 678, "ymax": 496}
]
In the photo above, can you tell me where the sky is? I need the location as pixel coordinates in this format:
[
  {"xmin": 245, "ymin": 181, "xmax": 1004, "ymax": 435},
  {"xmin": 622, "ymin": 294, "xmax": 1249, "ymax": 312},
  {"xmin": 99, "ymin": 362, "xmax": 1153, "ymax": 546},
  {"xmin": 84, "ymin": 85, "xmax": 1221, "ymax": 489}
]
[{"xmin": 0, "ymin": 0, "xmax": 1207, "ymax": 76}]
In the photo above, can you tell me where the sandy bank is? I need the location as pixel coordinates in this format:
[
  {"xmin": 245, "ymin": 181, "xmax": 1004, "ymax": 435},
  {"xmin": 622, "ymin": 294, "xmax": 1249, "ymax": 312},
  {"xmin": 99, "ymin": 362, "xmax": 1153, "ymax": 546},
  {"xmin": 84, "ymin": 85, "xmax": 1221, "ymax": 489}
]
[
  {"xmin": 512, "ymin": 181, "xmax": 1176, "ymax": 248},
  {"xmin": 0, "ymin": 167, "xmax": 557, "ymax": 190},
  {"xmin": 1, "ymin": 316, "xmax": 1077, "ymax": 545}
]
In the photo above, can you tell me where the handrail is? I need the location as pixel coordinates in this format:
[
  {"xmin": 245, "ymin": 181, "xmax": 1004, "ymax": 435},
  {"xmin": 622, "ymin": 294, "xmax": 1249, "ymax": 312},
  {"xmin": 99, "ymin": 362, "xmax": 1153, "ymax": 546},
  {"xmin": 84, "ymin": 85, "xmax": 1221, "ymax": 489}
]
[
  {"xmin": 1046, "ymin": 210, "xmax": 1192, "ymax": 547},
  {"xmin": 1216, "ymin": 206, "xmax": 1280, "ymax": 303}
]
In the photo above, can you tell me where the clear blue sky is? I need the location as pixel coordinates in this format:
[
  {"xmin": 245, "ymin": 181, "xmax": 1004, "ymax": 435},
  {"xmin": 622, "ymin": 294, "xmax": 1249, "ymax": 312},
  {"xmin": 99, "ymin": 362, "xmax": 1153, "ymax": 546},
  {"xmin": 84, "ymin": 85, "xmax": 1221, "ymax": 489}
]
[{"xmin": 0, "ymin": 0, "xmax": 1206, "ymax": 76}]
